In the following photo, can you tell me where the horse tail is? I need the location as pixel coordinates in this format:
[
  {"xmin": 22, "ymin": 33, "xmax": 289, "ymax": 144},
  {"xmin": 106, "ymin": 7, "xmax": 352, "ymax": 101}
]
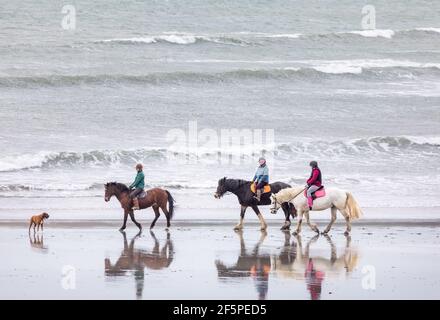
[
  {"xmin": 166, "ymin": 190, "xmax": 175, "ymax": 220},
  {"xmin": 345, "ymin": 192, "xmax": 363, "ymax": 220}
]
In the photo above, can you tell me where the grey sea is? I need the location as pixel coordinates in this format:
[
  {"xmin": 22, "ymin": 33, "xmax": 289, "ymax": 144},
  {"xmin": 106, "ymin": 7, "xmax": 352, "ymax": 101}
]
[{"xmin": 1, "ymin": 0, "xmax": 440, "ymax": 300}]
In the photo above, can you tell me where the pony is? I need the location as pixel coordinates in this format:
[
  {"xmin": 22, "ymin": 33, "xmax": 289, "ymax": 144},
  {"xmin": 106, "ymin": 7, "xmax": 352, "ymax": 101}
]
[
  {"xmin": 214, "ymin": 177, "xmax": 296, "ymax": 231},
  {"xmin": 104, "ymin": 182, "xmax": 174, "ymax": 231},
  {"xmin": 270, "ymin": 186, "xmax": 362, "ymax": 235}
]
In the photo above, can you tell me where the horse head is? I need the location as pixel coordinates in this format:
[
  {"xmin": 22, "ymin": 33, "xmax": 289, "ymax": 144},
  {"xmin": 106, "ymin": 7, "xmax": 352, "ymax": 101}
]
[
  {"xmin": 214, "ymin": 177, "xmax": 227, "ymax": 199},
  {"xmin": 104, "ymin": 182, "xmax": 128, "ymax": 202},
  {"xmin": 270, "ymin": 193, "xmax": 282, "ymax": 214}
]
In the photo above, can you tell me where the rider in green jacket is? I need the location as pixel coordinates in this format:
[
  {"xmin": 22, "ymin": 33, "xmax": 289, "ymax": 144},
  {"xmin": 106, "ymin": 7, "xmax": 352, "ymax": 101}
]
[{"xmin": 129, "ymin": 163, "xmax": 145, "ymax": 210}]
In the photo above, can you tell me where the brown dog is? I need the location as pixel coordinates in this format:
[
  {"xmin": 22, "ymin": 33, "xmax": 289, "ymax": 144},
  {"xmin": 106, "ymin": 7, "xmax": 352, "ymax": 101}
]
[{"xmin": 29, "ymin": 212, "xmax": 50, "ymax": 232}]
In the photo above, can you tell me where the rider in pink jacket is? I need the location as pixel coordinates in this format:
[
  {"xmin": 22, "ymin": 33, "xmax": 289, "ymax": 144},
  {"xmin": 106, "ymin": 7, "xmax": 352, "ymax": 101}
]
[{"xmin": 306, "ymin": 161, "xmax": 322, "ymax": 210}]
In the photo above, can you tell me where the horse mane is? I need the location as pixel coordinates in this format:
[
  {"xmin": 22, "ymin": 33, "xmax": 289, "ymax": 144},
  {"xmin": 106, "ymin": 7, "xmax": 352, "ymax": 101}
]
[
  {"xmin": 274, "ymin": 186, "xmax": 304, "ymax": 202},
  {"xmin": 106, "ymin": 182, "xmax": 129, "ymax": 193},
  {"xmin": 225, "ymin": 178, "xmax": 249, "ymax": 190}
]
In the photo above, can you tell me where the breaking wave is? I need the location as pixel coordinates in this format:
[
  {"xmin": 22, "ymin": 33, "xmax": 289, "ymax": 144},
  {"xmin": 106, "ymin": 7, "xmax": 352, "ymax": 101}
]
[
  {"xmin": 94, "ymin": 28, "xmax": 440, "ymax": 45},
  {"xmin": 1, "ymin": 136, "xmax": 438, "ymax": 173},
  {"xmin": 1, "ymin": 62, "xmax": 439, "ymax": 88},
  {"xmin": 95, "ymin": 34, "xmax": 251, "ymax": 46}
]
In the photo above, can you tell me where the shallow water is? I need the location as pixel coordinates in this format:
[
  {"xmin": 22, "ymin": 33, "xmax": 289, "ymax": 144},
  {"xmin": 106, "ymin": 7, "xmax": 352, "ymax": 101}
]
[{"xmin": 1, "ymin": 224, "xmax": 440, "ymax": 300}]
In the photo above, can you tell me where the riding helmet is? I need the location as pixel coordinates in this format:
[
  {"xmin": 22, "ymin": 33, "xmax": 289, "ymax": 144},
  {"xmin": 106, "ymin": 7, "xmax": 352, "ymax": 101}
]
[{"xmin": 309, "ymin": 160, "xmax": 318, "ymax": 168}]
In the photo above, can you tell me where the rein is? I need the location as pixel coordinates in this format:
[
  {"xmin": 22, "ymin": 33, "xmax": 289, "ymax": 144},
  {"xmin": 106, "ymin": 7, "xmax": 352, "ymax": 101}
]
[{"xmin": 273, "ymin": 187, "xmax": 306, "ymax": 207}]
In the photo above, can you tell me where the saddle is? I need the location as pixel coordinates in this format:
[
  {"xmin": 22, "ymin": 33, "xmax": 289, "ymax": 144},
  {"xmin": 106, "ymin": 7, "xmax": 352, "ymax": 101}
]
[
  {"xmin": 304, "ymin": 186, "xmax": 325, "ymax": 199},
  {"xmin": 250, "ymin": 184, "xmax": 271, "ymax": 194},
  {"xmin": 137, "ymin": 190, "xmax": 147, "ymax": 199}
]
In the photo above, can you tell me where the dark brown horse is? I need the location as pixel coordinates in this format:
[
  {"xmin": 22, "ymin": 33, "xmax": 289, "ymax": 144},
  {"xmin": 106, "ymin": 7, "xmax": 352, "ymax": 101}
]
[
  {"xmin": 214, "ymin": 177, "xmax": 296, "ymax": 231},
  {"xmin": 104, "ymin": 182, "xmax": 175, "ymax": 231}
]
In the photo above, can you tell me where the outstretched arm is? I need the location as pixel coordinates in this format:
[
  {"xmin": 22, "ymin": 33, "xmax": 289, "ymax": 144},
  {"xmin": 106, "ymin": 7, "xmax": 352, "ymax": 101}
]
[{"xmin": 130, "ymin": 174, "xmax": 141, "ymax": 188}]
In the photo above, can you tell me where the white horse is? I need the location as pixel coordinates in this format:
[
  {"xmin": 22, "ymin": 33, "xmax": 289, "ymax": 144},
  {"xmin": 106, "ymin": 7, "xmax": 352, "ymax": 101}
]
[{"xmin": 270, "ymin": 186, "xmax": 362, "ymax": 235}]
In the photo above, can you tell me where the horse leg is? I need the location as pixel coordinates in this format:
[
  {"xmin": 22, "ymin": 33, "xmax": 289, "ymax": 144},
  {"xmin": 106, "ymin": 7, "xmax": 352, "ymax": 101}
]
[
  {"xmin": 339, "ymin": 208, "xmax": 351, "ymax": 235},
  {"xmin": 293, "ymin": 210, "xmax": 304, "ymax": 236},
  {"xmin": 305, "ymin": 211, "xmax": 320, "ymax": 234},
  {"xmin": 129, "ymin": 211, "xmax": 142, "ymax": 231},
  {"xmin": 280, "ymin": 203, "xmax": 291, "ymax": 231},
  {"xmin": 251, "ymin": 205, "xmax": 267, "ymax": 231},
  {"xmin": 234, "ymin": 205, "xmax": 247, "ymax": 230},
  {"xmin": 120, "ymin": 211, "xmax": 128, "ymax": 231},
  {"xmin": 161, "ymin": 205, "xmax": 171, "ymax": 230},
  {"xmin": 150, "ymin": 206, "xmax": 160, "ymax": 229},
  {"xmin": 323, "ymin": 206, "xmax": 337, "ymax": 234}
]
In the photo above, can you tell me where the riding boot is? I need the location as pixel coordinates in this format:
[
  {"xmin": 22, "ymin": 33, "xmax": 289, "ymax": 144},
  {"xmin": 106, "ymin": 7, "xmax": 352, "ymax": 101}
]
[
  {"xmin": 254, "ymin": 189, "xmax": 262, "ymax": 202},
  {"xmin": 307, "ymin": 196, "xmax": 313, "ymax": 211},
  {"xmin": 132, "ymin": 198, "xmax": 140, "ymax": 210}
]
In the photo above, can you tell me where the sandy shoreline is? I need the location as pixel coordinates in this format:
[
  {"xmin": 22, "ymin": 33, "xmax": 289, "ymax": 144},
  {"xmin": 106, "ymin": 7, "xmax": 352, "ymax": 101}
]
[
  {"xmin": 3, "ymin": 218, "xmax": 440, "ymax": 229},
  {"xmin": 1, "ymin": 223, "xmax": 440, "ymax": 299},
  {"xmin": 2, "ymin": 207, "xmax": 439, "ymax": 299}
]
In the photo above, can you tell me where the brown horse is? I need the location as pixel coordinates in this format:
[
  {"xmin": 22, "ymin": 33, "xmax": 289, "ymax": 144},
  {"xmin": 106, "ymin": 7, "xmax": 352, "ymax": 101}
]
[{"xmin": 104, "ymin": 182, "xmax": 175, "ymax": 231}]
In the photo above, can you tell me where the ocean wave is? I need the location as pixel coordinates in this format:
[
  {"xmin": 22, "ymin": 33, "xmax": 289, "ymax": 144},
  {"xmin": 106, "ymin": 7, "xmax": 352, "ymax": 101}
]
[
  {"xmin": 308, "ymin": 27, "xmax": 440, "ymax": 39},
  {"xmin": 0, "ymin": 181, "xmax": 216, "ymax": 193},
  {"xmin": 0, "ymin": 149, "xmax": 167, "ymax": 172},
  {"xmin": 93, "ymin": 28, "xmax": 440, "ymax": 46},
  {"xmin": 343, "ymin": 29, "xmax": 395, "ymax": 38},
  {"xmin": 95, "ymin": 34, "xmax": 250, "ymax": 46},
  {"xmin": 2, "ymin": 63, "xmax": 439, "ymax": 88},
  {"xmin": 0, "ymin": 183, "xmax": 102, "ymax": 192},
  {"xmin": 276, "ymin": 136, "xmax": 440, "ymax": 159},
  {"xmin": 1, "ymin": 136, "xmax": 438, "ymax": 173}
]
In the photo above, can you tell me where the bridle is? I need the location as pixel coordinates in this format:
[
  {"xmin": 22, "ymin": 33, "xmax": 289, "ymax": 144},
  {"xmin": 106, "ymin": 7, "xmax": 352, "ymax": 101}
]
[
  {"xmin": 271, "ymin": 187, "xmax": 306, "ymax": 212},
  {"xmin": 271, "ymin": 195, "xmax": 282, "ymax": 212}
]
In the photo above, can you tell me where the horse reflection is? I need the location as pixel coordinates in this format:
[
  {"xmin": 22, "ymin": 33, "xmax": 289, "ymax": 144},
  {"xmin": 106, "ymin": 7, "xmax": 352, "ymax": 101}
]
[
  {"xmin": 215, "ymin": 231, "xmax": 270, "ymax": 300},
  {"xmin": 105, "ymin": 231, "xmax": 174, "ymax": 299},
  {"xmin": 28, "ymin": 233, "xmax": 48, "ymax": 253},
  {"xmin": 272, "ymin": 233, "xmax": 359, "ymax": 300}
]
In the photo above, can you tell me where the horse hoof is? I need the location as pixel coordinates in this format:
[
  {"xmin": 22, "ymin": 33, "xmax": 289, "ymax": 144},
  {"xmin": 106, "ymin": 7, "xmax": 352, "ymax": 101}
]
[
  {"xmin": 292, "ymin": 231, "xmax": 298, "ymax": 236},
  {"xmin": 321, "ymin": 231, "xmax": 328, "ymax": 235},
  {"xmin": 119, "ymin": 228, "xmax": 125, "ymax": 232},
  {"xmin": 344, "ymin": 231, "xmax": 350, "ymax": 236}
]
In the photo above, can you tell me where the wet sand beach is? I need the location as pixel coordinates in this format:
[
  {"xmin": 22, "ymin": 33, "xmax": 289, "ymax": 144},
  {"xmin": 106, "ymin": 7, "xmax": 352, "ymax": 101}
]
[{"xmin": 1, "ymin": 216, "xmax": 440, "ymax": 300}]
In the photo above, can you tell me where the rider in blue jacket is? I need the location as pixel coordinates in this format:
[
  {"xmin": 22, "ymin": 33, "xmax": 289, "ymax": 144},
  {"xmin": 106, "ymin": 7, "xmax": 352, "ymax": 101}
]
[{"xmin": 252, "ymin": 157, "xmax": 269, "ymax": 202}]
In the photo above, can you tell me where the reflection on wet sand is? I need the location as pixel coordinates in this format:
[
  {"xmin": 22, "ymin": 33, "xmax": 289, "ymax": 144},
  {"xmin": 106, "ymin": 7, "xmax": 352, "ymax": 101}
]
[
  {"xmin": 216, "ymin": 231, "xmax": 359, "ymax": 300},
  {"xmin": 28, "ymin": 233, "xmax": 48, "ymax": 253},
  {"xmin": 273, "ymin": 233, "xmax": 359, "ymax": 300},
  {"xmin": 215, "ymin": 231, "xmax": 270, "ymax": 300},
  {"xmin": 105, "ymin": 231, "xmax": 174, "ymax": 299}
]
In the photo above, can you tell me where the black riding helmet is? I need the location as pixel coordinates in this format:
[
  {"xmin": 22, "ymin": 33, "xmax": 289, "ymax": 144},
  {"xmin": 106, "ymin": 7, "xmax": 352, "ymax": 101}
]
[{"xmin": 309, "ymin": 160, "xmax": 318, "ymax": 168}]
